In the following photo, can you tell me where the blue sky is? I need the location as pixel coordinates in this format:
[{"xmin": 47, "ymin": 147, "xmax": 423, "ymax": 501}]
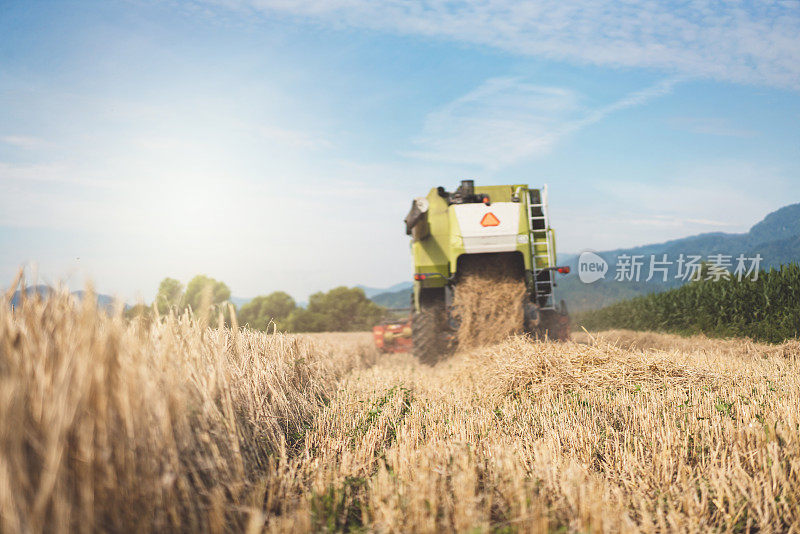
[{"xmin": 1, "ymin": 0, "xmax": 799, "ymax": 301}]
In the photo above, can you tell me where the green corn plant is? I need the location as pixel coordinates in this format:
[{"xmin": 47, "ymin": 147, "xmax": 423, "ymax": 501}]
[{"xmin": 575, "ymin": 263, "xmax": 800, "ymax": 343}]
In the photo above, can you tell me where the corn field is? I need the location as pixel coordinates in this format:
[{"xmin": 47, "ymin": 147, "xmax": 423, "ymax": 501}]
[
  {"xmin": 575, "ymin": 263, "xmax": 800, "ymax": 343},
  {"xmin": 2, "ymin": 283, "xmax": 800, "ymax": 532}
]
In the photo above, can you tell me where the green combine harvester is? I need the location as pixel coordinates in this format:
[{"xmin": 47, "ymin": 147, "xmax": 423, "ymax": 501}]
[{"xmin": 404, "ymin": 180, "xmax": 571, "ymax": 363}]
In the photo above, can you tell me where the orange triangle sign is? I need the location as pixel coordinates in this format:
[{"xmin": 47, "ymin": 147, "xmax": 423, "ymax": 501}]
[{"xmin": 480, "ymin": 212, "xmax": 500, "ymax": 227}]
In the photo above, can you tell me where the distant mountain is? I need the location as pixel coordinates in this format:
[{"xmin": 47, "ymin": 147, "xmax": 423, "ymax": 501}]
[
  {"xmin": 370, "ymin": 287, "xmax": 413, "ymax": 309},
  {"xmin": 749, "ymin": 203, "xmax": 800, "ymax": 244},
  {"xmin": 10, "ymin": 285, "xmax": 122, "ymax": 312},
  {"xmin": 9, "ymin": 285, "xmax": 51, "ymax": 306},
  {"xmin": 358, "ymin": 282, "xmax": 413, "ymax": 299},
  {"xmin": 556, "ymin": 202, "xmax": 800, "ymax": 311},
  {"xmin": 72, "ymin": 290, "xmax": 118, "ymax": 312}
]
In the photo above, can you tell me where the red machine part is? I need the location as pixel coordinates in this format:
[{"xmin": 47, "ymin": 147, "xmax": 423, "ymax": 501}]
[{"xmin": 372, "ymin": 320, "xmax": 413, "ymax": 353}]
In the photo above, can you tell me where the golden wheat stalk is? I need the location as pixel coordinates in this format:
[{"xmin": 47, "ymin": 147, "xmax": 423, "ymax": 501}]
[{"xmin": 2, "ymin": 278, "xmax": 798, "ymax": 532}]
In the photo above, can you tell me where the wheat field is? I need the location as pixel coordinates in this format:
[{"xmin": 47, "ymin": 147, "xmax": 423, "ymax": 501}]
[{"xmin": 2, "ymin": 287, "xmax": 800, "ymax": 533}]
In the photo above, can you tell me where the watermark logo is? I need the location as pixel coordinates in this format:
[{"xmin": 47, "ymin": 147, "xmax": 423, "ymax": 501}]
[
  {"xmin": 578, "ymin": 251, "xmax": 608, "ymax": 283},
  {"xmin": 576, "ymin": 252, "xmax": 763, "ymax": 284}
]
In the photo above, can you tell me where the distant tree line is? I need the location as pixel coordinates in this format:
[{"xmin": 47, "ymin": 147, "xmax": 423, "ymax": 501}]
[{"xmin": 126, "ymin": 275, "xmax": 385, "ymax": 333}]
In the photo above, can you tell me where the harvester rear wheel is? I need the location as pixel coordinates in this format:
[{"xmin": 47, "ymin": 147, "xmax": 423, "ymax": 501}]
[
  {"xmin": 536, "ymin": 304, "xmax": 571, "ymax": 341},
  {"xmin": 413, "ymin": 289, "xmax": 447, "ymax": 365}
]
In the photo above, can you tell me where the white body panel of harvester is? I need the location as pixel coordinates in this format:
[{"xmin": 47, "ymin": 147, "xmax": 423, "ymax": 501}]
[{"xmin": 453, "ymin": 202, "xmax": 521, "ymax": 254}]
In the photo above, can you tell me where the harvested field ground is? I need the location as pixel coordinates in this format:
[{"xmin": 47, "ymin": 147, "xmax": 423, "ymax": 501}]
[{"xmin": 2, "ymin": 291, "xmax": 800, "ymax": 532}]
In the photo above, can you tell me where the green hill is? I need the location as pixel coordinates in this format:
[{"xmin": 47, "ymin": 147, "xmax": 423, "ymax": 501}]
[{"xmin": 370, "ymin": 288, "xmax": 412, "ymax": 309}]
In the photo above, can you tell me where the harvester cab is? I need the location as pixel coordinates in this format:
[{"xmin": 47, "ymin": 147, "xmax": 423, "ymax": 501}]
[{"xmin": 405, "ymin": 180, "xmax": 571, "ymax": 364}]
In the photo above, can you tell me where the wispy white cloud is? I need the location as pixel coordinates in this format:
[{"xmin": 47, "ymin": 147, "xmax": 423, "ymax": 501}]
[
  {"xmin": 406, "ymin": 77, "xmax": 679, "ymax": 169},
  {"xmin": 253, "ymin": 124, "xmax": 332, "ymax": 150},
  {"xmin": 404, "ymin": 79, "xmax": 579, "ymax": 167},
  {"xmin": 668, "ymin": 117, "xmax": 757, "ymax": 138},
  {"xmin": 623, "ymin": 216, "xmax": 732, "ymax": 228},
  {"xmin": 0, "ymin": 162, "xmax": 115, "ymax": 188},
  {"xmin": 203, "ymin": 0, "xmax": 800, "ymax": 89},
  {"xmin": 1, "ymin": 135, "xmax": 48, "ymax": 150},
  {"xmin": 685, "ymin": 218, "xmax": 733, "ymax": 228},
  {"xmin": 548, "ymin": 159, "xmax": 798, "ymax": 252}
]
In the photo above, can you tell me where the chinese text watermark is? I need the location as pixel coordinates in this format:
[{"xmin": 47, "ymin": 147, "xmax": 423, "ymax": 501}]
[{"xmin": 578, "ymin": 252, "xmax": 762, "ymax": 284}]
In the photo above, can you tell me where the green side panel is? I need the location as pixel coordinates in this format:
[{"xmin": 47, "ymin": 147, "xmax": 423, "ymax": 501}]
[
  {"xmin": 445, "ymin": 207, "xmax": 464, "ymax": 274},
  {"xmin": 516, "ymin": 187, "xmax": 533, "ymax": 272},
  {"xmin": 532, "ymin": 236, "xmax": 551, "ymax": 270},
  {"xmin": 525, "ymin": 187, "xmax": 551, "ymax": 271},
  {"xmin": 411, "ymin": 188, "xmax": 451, "ymax": 288}
]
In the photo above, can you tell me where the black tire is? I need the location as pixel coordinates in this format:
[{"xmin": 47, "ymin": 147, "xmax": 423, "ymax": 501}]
[
  {"xmin": 412, "ymin": 289, "xmax": 447, "ymax": 365},
  {"xmin": 536, "ymin": 309, "xmax": 571, "ymax": 341}
]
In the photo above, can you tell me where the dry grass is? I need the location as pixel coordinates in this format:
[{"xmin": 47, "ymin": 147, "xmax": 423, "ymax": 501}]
[
  {"xmin": 2, "ymin": 286, "xmax": 800, "ymax": 532},
  {"xmin": 271, "ymin": 333, "xmax": 799, "ymax": 532},
  {"xmin": 573, "ymin": 328, "xmax": 800, "ymax": 361}
]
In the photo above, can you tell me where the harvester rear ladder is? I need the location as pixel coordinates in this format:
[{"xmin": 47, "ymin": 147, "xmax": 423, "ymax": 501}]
[{"xmin": 527, "ymin": 185, "xmax": 556, "ymax": 310}]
